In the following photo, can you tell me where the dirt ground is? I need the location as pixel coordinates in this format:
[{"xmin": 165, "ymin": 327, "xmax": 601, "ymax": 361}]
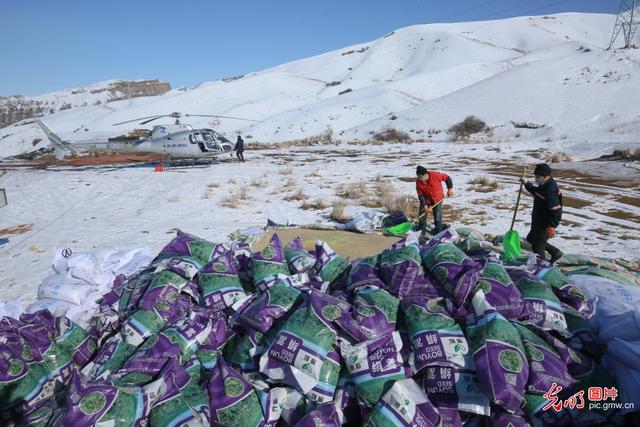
[{"xmin": 253, "ymin": 228, "xmax": 400, "ymax": 259}]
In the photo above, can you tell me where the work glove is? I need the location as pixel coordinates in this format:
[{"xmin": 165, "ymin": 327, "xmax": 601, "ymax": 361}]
[
  {"xmin": 447, "ymin": 189, "xmax": 454, "ymax": 198},
  {"xmin": 546, "ymin": 226, "xmax": 556, "ymax": 238}
]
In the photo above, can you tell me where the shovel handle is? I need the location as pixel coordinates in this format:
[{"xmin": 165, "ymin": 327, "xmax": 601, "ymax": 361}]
[
  {"xmin": 510, "ymin": 168, "xmax": 527, "ymax": 231},
  {"xmin": 414, "ymin": 196, "xmax": 447, "ymax": 224}
]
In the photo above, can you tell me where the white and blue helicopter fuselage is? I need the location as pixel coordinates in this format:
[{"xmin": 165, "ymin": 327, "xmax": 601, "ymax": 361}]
[{"xmin": 37, "ymin": 121, "xmax": 235, "ymax": 161}]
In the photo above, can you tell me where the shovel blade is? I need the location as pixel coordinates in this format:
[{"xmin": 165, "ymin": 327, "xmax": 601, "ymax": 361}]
[
  {"xmin": 503, "ymin": 230, "xmax": 522, "ymax": 260},
  {"xmin": 386, "ymin": 221, "xmax": 412, "ymax": 237}
]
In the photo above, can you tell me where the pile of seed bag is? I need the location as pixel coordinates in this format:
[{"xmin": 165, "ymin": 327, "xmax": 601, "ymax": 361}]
[{"xmin": 0, "ymin": 225, "xmax": 637, "ymax": 426}]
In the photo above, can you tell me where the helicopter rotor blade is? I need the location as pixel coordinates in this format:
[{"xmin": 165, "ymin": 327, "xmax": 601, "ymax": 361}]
[
  {"xmin": 185, "ymin": 114, "xmax": 262, "ymax": 123},
  {"xmin": 139, "ymin": 116, "xmax": 171, "ymax": 125},
  {"xmin": 112, "ymin": 115, "xmax": 165, "ymax": 126}
]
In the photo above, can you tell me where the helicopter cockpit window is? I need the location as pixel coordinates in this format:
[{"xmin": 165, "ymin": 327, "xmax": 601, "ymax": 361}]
[
  {"xmin": 212, "ymin": 131, "xmax": 231, "ymax": 144},
  {"xmin": 189, "ymin": 133, "xmax": 203, "ymax": 143},
  {"xmin": 201, "ymin": 132, "xmax": 215, "ymax": 142}
]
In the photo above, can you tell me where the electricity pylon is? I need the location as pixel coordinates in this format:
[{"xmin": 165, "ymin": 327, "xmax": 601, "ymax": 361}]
[{"xmin": 608, "ymin": 0, "xmax": 640, "ymax": 49}]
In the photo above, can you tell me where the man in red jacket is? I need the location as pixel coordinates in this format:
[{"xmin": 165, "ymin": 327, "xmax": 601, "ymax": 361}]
[{"xmin": 416, "ymin": 165, "xmax": 454, "ymax": 235}]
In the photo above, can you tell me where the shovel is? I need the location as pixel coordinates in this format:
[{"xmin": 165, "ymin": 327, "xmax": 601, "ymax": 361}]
[
  {"xmin": 386, "ymin": 197, "xmax": 446, "ymax": 237},
  {"xmin": 503, "ymin": 168, "xmax": 527, "ymax": 260}
]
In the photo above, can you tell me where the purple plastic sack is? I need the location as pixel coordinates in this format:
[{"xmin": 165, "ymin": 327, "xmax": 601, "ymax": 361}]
[
  {"xmin": 310, "ymin": 240, "xmax": 349, "ymax": 285},
  {"xmin": 260, "ymin": 290, "xmax": 349, "ymax": 393},
  {"xmin": 508, "ymin": 269, "xmax": 568, "ymax": 333},
  {"xmin": 197, "ymin": 314, "xmax": 236, "ymax": 370},
  {"xmin": 466, "ymin": 291, "xmax": 529, "ymax": 413},
  {"xmin": 284, "ymin": 237, "xmax": 316, "ymax": 274},
  {"xmin": 153, "ymin": 229, "xmax": 222, "ymax": 265},
  {"xmin": 334, "ymin": 255, "xmax": 385, "ymax": 294},
  {"xmin": 134, "ymin": 269, "xmax": 187, "ymax": 312},
  {"xmin": 121, "ymin": 291, "xmax": 194, "ymax": 346},
  {"xmin": 252, "ymin": 234, "xmax": 291, "ymax": 290},
  {"xmin": 405, "ymin": 274, "xmax": 443, "ymax": 298},
  {"xmin": 306, "ymin": 349, "xmax": 341, "ymax": 404},
  {"xmin": 336, "ymin": 285, "xmax": 399, "ymax": 342},
  {"xmin": 422, "ymin": 243, "xmax": 486, "ymax": 312},
  {"xmin": 514, "ymin": 323, "xmax": 574, "ymax": 395},
  {"xmin": 538, "ymin": 266, "xmax": 595, "ymax": 317},
  {"xmin": 195, "ymin": 250, "xmax": 247, "ymax": 313},
  {"xmin": 65, "ymin": 369, "xmax": 164, "ymax": 427},
  {"xmin": 417, "ymin": 365, "xmax": 490, "ymax": 419},
  {"xmin": 113, "ymin": 333, "xmax": 181, "ymax": 386},
  {"xmin": 85, "ymin": 334, "xmax": 138, "ymax": 379},
  {"xmin": 379, "ymin": 238, "xmax": 424, "ymax": 297},
  {"xmin": 296, "ymin": 403, "xmax": 341, "ymax": 427},
  {"xmin": 401, "ymin": 296, "xmax": 469, "ymax": 373},
  {"xmin": 475, "ymin": 258, "xmax": 524, "ymax": 320},
  {"xmin": 340, "ymin": 331, "xmax": 406, "ymax": 407},
  {"xmin": 365, "ymin": 378, "xmax": 441, "ymax": 427},
  {"xmin": 149, "ymin": 357, "xmax": 209, "ymax": 427},
  {"xmin": 233, "ymin": 278, "xmax": 303, "ymax": 333},
  {"xmin": 208, "ymin": 355, "xmax": 265, "ymax": 427}
]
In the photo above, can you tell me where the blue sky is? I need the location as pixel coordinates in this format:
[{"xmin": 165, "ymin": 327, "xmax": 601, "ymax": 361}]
[{"xmin": 1, "ymin": 0, "xmax": 618, "ymax": 96}]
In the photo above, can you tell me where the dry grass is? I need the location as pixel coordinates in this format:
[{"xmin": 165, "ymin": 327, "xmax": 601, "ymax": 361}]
[
  {"xmin": 250, "ymin": 178, "xmax": 265, "ymax": 187},
  {"xmin": 201, "ymin": 182, "xmax": 221, "ymax": 199},
  {"xmin": 612, "ymin": 148, "xmax": 640, "ymax": 160},
  {"xmin": 372, "ymin": 128, "xmax": 413, "ymax": 144},
  {"xmin": 336, "ymin": 181, "xmax": 369, "ymax": 200},
  {"xmin": 227, "ymin": 177, "xmax": 236, "ymax": 184},
  {"xmin": 279, "ymin": 166, "xmax": 293, "ymax": 175},
  {"xmin": 167, "ymin": 196, "xmax": 181, "ymax": 203},
  {"xmin": 380, "ymin": 194, "xmax": 419, "ymax": 218},
  {"xmin": 348, "ymin": 139, "xmax": 384, "ymax": 146},
  {"xmin": 307, "ymin": 169, "xmax": 322, "ymax": 178},
  {"xmin": 469, "ymin": 176, "xmax": 500, "ymax": 192},
  {"xmin": 374, "ymin": 176, "xmax": 394, "ymax": 199},
  {"xmin": 449, "ymin": 116, "xmax": 487, "ymax": 141},
  {"xmin": 221, "ymin": 187, "xmax": 250, "ymax": 208},
  {"xmin": 284, "ymin": 188, "xmax": 307, "ymax": 202},
  {"xmin": 301, "ymin": 199, "xmax": 329, "ymax": 210},
  {"xmin": 330, "ymin": 200, "xmax": 351, "ymax": 222}
]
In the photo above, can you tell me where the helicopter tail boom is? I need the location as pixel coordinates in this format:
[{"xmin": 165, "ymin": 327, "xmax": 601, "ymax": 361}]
[{"xmin": 36, "ymin": 120, "xmax": 76, "ymax": 160}]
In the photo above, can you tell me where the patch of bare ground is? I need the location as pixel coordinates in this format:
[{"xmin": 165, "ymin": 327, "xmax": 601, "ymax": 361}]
[
  {"xmin": 0, "ymin": 224, "xmax": 33, "ymax": 235},
  {"xmin": 30, "ymin": 152, "xmax": 164, "ymax": 168},
  {"xmin": 601, "ymin": 209, "xmax": 640, "ymax": 223}
]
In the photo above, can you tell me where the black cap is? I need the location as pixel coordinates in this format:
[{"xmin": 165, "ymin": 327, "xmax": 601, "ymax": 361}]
[
  {"xmin": 416, "ymin": 166, "xmax": 428, "ymax": 176},
  {"xmin": 534, "ymin": 163, "xmax": 551, "ymax": 177}
]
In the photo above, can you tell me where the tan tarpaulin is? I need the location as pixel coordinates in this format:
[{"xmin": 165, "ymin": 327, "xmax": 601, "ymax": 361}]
[{"xmin": 253, "ymin": 228, "xmax": 400, "ymax": 259}]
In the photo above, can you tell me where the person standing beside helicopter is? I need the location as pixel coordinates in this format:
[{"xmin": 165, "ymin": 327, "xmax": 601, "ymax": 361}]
[{"xmin": 235, "ymin": 135, "xmax": 245, "ymax": 163}]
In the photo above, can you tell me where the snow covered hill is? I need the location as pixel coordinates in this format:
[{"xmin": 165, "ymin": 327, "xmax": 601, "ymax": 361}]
[{"xmin": 1, "ymin": 12, "xmax": 638, "ymax": 159}]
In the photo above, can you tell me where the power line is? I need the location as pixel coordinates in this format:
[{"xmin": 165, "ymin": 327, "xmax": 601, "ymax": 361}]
[
  {"xmin": 431, "ymin": 0, "xmax": 502, "ymax": 22},
  {"xmin": 470, "ymin": 0, "xmax": 547, "ymax": 22}
]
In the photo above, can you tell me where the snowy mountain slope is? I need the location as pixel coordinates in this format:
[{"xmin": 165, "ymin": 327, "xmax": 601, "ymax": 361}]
[{"xmin": 1, "ymin": 12, "xmax": 638, "ymax": 159}]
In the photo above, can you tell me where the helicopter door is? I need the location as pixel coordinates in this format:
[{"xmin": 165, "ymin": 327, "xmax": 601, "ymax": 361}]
[{"xmin": 189, "ymin": 133, "xmax": 208, "ymax": 152}]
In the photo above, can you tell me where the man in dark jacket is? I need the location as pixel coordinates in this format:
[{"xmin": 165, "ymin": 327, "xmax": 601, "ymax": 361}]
[
  {"xmin": 235, "ymin": 135, "xmax": 245, "ymax": 163},
  {"xmin": 521, "ymin": 163, "xmax": 563, "ymax": 263},
  {"xmin": 416, "ymin": 165, "xmax": 454, "ymax": 235}
]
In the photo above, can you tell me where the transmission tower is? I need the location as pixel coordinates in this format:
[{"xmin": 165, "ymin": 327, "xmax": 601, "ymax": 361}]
[{"xmin": 608, "ymin": 0, "xmax": 640, "ymax": 49}]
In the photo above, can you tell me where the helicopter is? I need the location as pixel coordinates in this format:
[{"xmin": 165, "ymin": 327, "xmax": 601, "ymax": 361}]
[{"xmin": 36, "ymin": 112, "xmax": 260, "ymax": 162}]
